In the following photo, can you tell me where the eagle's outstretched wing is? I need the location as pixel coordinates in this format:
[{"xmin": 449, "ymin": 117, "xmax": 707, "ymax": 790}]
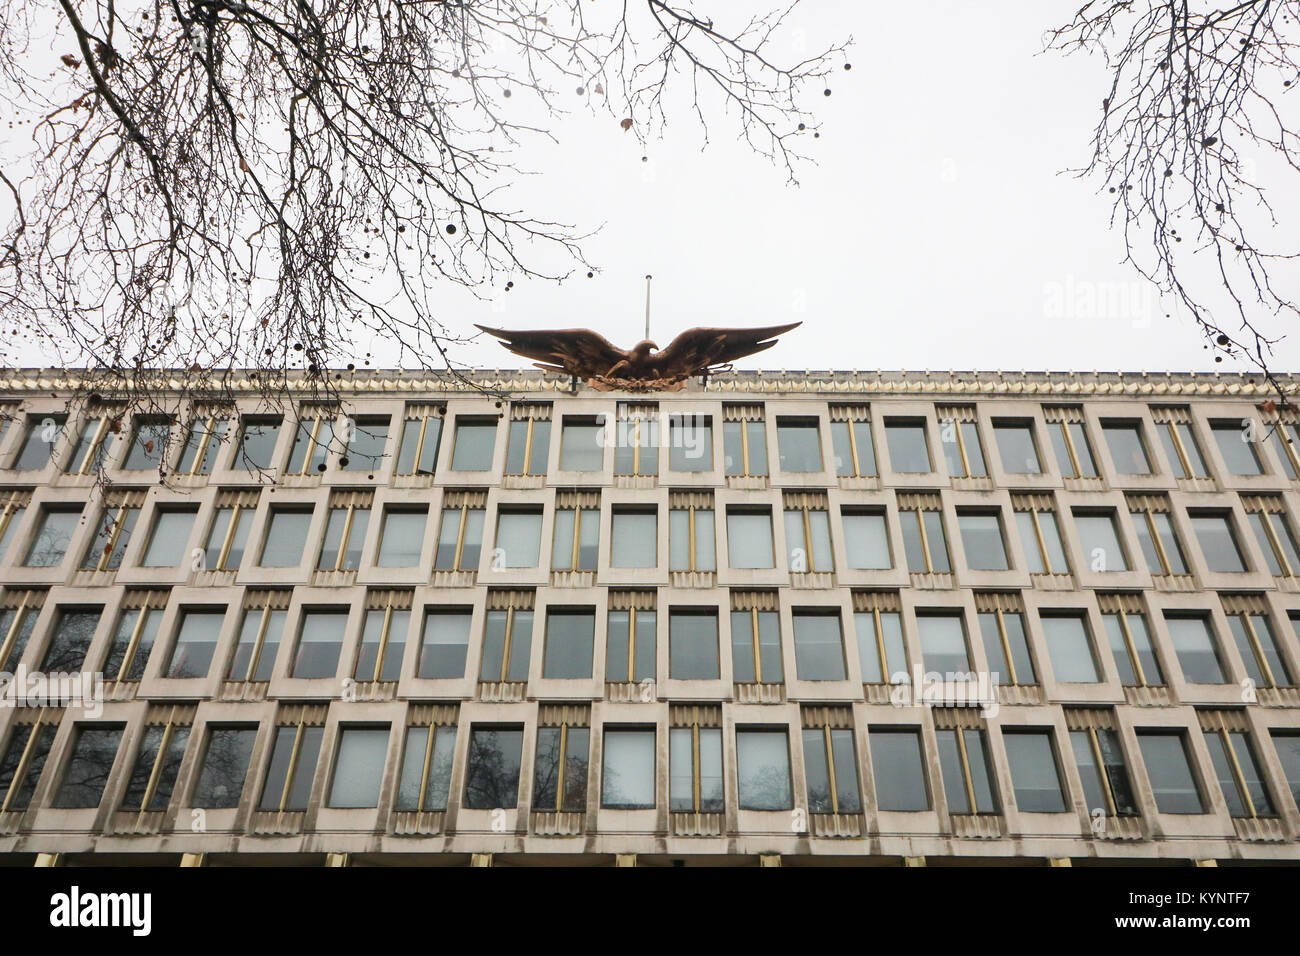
[
  {"xmin": 474, "ymin": 325, "xmax": 627, "ymax": 376},
  {"xmin": 648, "ymin": 322, "xmax": 801, "ymax": 378}
]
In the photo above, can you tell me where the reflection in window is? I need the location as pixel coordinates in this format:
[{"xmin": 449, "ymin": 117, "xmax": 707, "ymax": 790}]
[
  {"xmin": 396, "ymin": 724, "xmax": 456, "ymax": 811},
  {"xmin": 792, "ymin": 611, "xmax": 845, "ymax": 681},
  {"xmin": 191, "ymin": 726, "xmax": 258, "ymax": 809},
  {"xmin": 533, "ymin": 724, "xmax": 590, "ymax": 812},
  {"xmin": 177, "ymin": 415, "xmax": 228, "ymax": 476},
  {"xmin": 40, "ymin": 608, "xmax": 102, "ymax": 673},
  {"xmin": 1003, "ymin": 730, "xmax": 1067, "ymax": 812},
  {"xmin": 736, "ymin": 729, "xmax": 792, "ymax": 810},
  {"xmin": 204, "ymin": 504, "xmax": 253, "ymax": 572},
  {"xmin": 937, "ymin": 727, "xmax": 998, "ymax": 814},
  {"xmin": 670, "ymin": 725, "xmax": 723, "ymax": 813},
  {"xmin": 120, "ymin": 722, "xmax": 190, "ymax": 811},
  {"xmin": 870, "ymin": 729, "xmax": 929, "ymax": 811},
  {"xmin": 80, "ymin": 504, "xmax": 139, "ymax": 572},
  {"xmin": 292, "ymin": 611, "xmax": 348, "ymax": 679},
  {"xmin": 328, "ymin": 726, "xmax": 390, "ymax": 808},
  {"xmin": 341, "ymin": 417, "xmax": 390, "ymax": 472},
  {"xmin": 166, "ymin": 609, "xmax": 224, "ymax": 679},
  {"xmin": 602, "ymin": 727, "xmax": 655, "ymax": 809},
  {"xmin": 0, "ymin": 720, "xmax": 57, "ymax": 812},
  {"xmin": 1070, "ymin": 726, "xmax": 1138, "ymax": 817},
  {"xmin": 726, "ymin": 509, "xmax": 774, "ymax": 569},
  {"xmin": 418, "ymin": 609, "xmax": 471, "ymax": 679},
  {"xmin": 101, "ymin": 605, "xmax": 162, "ymax": 682},
  {"xmin": 122, "ymin": 417, "xmax": 171, "ymax": 471},
  {"xmin": 259, "ymin": 724, "xmax": 323, "ymax": 811},
  {"xmin": 1040, "ymin": 613, "xmax": 1100, "ymax": 683},
  {"xmin": 669, "ymin": 609, "xmax": 719, "ymax": 680},
  {"xmin": 543, "ymin": 608, "xmax": 595, "ymax": 679},
  {"xmin": 731, "ymin": 608, "xmax": 781, "ymax": 683},
  {"xmin": 1163, "ymin": 615, "xmax": 1227, "ymax": 685},
  {"xmin": 803, "ymin": 726, "xmax": 861, "ymax": 814},
  {"xmin": 13, "ymin": 415, "xmax": 65, "ymax": 471},
  {"xmin": 1204, "ymin": 729, "xmax": 1274, "ymax": 818},
  {"xmin": 481, "ymin": 607, "xmax": 532, "ymax": 683},
  {"xmin": 885, "ymin": 420, "xmax": 931, "ymax": 473},
  {"xmin": 776, "ymin": 419, "xmax": 823, "ymax": 472},
  {"xmin": 1137, "ymin": 732, "xmax": 1204, "ymax": 814},
  {"xmin": 24, "ymin": 506, "xmax": 82, "ymax": 568},
  {"xmin": 237, "ymin": 417, "xmax": 282, "ymax": 472},
  {"xmin": 259, "ymin": 508, "xmax": 313, "ymax": 568},
  {"xmin": 53, "ymin": 725, "xmax": 124, "ymax": 809},
  {"xmin": 463, "ymin": 726, "xmax": 523, "ymax": 809}
]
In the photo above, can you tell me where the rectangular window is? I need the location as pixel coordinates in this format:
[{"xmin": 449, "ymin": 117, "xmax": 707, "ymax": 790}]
[
  {"xmin": 375, "ymin": 508, "xmax": 427, "ymax": 568},
  {"xmin": 102, "ymin": 603, "xmax": 162, "ymax": 682},
  {"xmin": 1223, "ymin": 603, "xmax": 1292, "ymax": 687},
  {"xmin": 13, "ymin": 415, "xmax": 64, "ymax": 471},
  {"xmin": 435, "ymin": 500, "xmax": 485, "ymax": 572},
  {"xmin": 237, "ymin": 416, "xmax": 282, "ymax": 472},
  {"xmin": 1102, "ymin": 421, "xmax": 1153, "ymax": 475},
  {"xmin": 917, "ymin": 613, "xmax": 971, "ymax": 675},
  {"xmin": 977, "ymin": 605, "xmax": 1036, "ymax": 685},
  {"xmin": 24, "ymin": 506, "xmax": 82, "ymax": 568},
  {"xmin": 937, "ymin": 410, "xmax": 987, "ymax": 478},
  {"xmin": 731, "ymin": 606, "xmax": 782, "ymax": 683},
  {"xmin": 292, "ymin": 610, "xmax": 348, "ymax": 679},
  {"xmin": 736, "ymin": 728, "xmax": 793, "ymax": 810},
  {"xmin": 504, "ymin": 416, "xmax": 551, "ymax": 476},
  {"xmin": 52, "ymin": 725, "xmax": 124, "ymax": 809},
  {"xmin": 1128, "ymin": 497, "xmax": 1188, "ymax": 575},
  {"xmin": 670, "ymin": 725, "xmax": 723, "ymax": 813},
  {"xmin": 559, "ymin": 417, "xmax": 605, "ymax": 472},
  {"xmin": 842, "ymin": 509, "xmax": 891, "ymax": 570},
  {"xmin": 1154, "ymin": 413, "xmax": 1210, "ymax": 479},
  {"xmin": 1073, "ymin": 510, "xmax": 1129, "ymax": 572},
  {"xmin": 0, "ymin": 718, "xmax": 57, "ymax": 812},
  {"xmin": 177, "ymin": 414, "xmax": 228, "ymax": 476},
  {"xmin": 792, "ymin": 611, "xmax": 846, "ymax": 681},
  {"xmin": 0, "ymin": 492, "xmax": 28, "ymax": 563},
  {"xmin": 606, "ymin": 604, "xmax": 655, "ymax": 683},
  {"xmin": 1164, "ymin": 614, "xmax": 1227, "ymax": 685},
  {"xmin": 396, "ymin": 724, "xmax": 456, "ymax": 811},
  {"xmin": 1204, "ymin": 728, "xmax": 1274, "ymax": 818},
  {"xmin": 830, "ymin": 410, "xmax": 877, "ymax": 478},
  {"xmin": 316, "ymin": 502, "xmax": 371, "ymax": 571},
  {"xmin": 1266, "ymin": 419, "xmax": 1300, "ymax": 479},
  {"xmin": 611, "ymin": 508, "xmax": 656, "ymax": 568},
  {"xmin": 286, "ymin": 414, "xmax": 338, "ymax": 475},
  {"xmin": 40, "ymin": 607, "xmax": 101, "ymax": 673},
  {"xmin": 140, "ymin": 508, "xmax": 197, "ymax": 568},
  {"xmin": 80, "ymin": 503, "xmax": 140, "ymax": 572},
  {"xmin": 1101, "ymin": 603, "xmax": 1164, "ymax": 686},
  {"xmin": 355, "ymin": 604, "xmax": 410, "ymax": 683},
  {"xmin": 614, "ymin": 410, "xmax": 659, "ymax": 477},
  {"xmin": 803, "ymin": 724, "xmax": 862, "ymax": 814},
  {"xmin": 1268, "ymin": 731, "xmax": 1300, "ymax": 810},
  {"xmin": 1190, "ymin": 512, "xmax": 1248, "ymax": 573},
  {"xmin": 669, "ymin": 609, "xmax": 719, "ymax": 680},
  {"xmin": 993, "ymin": 421, "xmax": 1041, "ymax": 475},
  {"xmin": 204, "ymin": 503, "xmax": 253, "ymax": 572},
  {"xmin": 259, "ymin": 508, "xmax": 313, "ymax": 568},
  {"xmin": 64, "ymin": 415, "xmax": 110, "ymax": 475},
  {"xmin": 190, "ymin": 725, "xmax": 258, "ymax": 809},
  {"xmin": 669, "ymin": 504, "xmax": 715, "ymax": 572},
  {"xmin": 937, "ymin": 725, "xmax": 998, "ymax": 814},
  {"xmin": 776, "ymin": 418, "xmax": 823, "ymax": 472},
  {"xmin": 602, "ymin": 727, "xmax": 655, "ymax": 809},
  {"xmin": 450, "ymin": 418, "xmax": 497, "ymax": 471},
  {"xmin": 533, "ymin": 723, "xmax": 590, "ymax": 812},
  {"xmin": 228, "ymin": 603, "xmax": 286, "ymax": 682},
  {"xmin": 328, "ymin": 726, "xmax": 390, "ymax": 808},
  {"xmin": 899, "ymin": 498, "xmax": 951, "ymax": 574},
  {"xmin": 417, "ymin": 609, "xmax": 472, "ymax": 679},
  {"xmin": 855, "ymin": 601, "xmax": 907, "ymax": 683},
  {"xmin": 784, "ymin": 503, "xmax": 833, "ymax": 573},
  {"xmin": 1137, "ymin": 731, "xmax": 1205, "ymax": 814},
  {"xmin": 1045, "ymin": 409, "xmax": 1098, "ymax": 478},
  {"xmin": 1243, "ymin": 497, "xmax": 1300, "ymax": 577},
  {"xmin": 340, "ymin": 416, "xmax": 390, "ymax": 472},
  {"xmin": 1013, "ymin": 498, "xmax": 1069, "ymax": 574},
  {"xmin": 884, "ymin": 419, "xmax": 932, "ymax": 473},
  {"xmin": 669, "ymin": 415, "xmax": 713, "ymax": 472},
  {"xmin": 122, "ymin": 416, "xmax": 171, "ymax": 471},
  {"xmin": 1069, "ymin": 726, "xmax": 1138, "ymax": 817},
  {"xmin": 723, "ymin": 415, "xmax": 767, "ymax": 477},
  {"xmin": 259, "ymin": 723, "xmax": 324, "ymax": 811},
  {"xmin": 543, "ymin": 608, "xmax": 595, "ymax": 679},
  {"xmin": 1003, "ymin": 730, "xmax": 1067, "ymax": 812},
  {"xmin": 1041, "ymin": 613, "xmax": 1100, "ymax": 683},
  {"xmin": 726, "ymin": 508, "xmax": 775, "ymax": 569},
  {"xmin": 1212, "ymin": 421, "xmax": 1263, "ymax": 475},
  {"xmin": 550, "ymin": 503, "xmax": 598, "ymax": 572},
  {"xmin": 481, "ymin": 605, "xmax": 533, "ymax": 683},
  {"xmin": 165, "ymin": 609, "xmax": 224, "ymax": 679},
  {"xmin": 957, "ymin": 510, "xmax": 1009, "ymax": 571},
  {"xmin": 120, "ymin": 720, "xmax": 190, "ymax": 811},
  {"xmin": 396, "ymin": 411, "xmax": 443, "ymax": 476},
  {"xmin": 870, "ymin": 729, "xmax": 929, "ymax": 811}
]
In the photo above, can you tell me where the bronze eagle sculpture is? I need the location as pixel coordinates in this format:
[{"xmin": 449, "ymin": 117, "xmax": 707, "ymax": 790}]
[{"xmin": 474, "ymin": 322, "xmax": 801, "ymax": 391}]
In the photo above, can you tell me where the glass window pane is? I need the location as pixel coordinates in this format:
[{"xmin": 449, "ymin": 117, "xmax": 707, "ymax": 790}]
[
  {"xmin": 994, "ymin": 423, "xmax": 1041, "ymax": 474},
  {"xmin": 343, "ymin": 418, "xmax": 389, "ymax": 471},
  {"xmin": 918, "ymin": 614, "xmax": 970, "ymax": 675},
  {"xmin": 396, "ymin": 725, "xmax": 456, "ymax": 811},
  {"xmin": 611, "ymin": 511, "xmax": 656, "ymax": 568},
  {"xmin": 1074, "ymin": 513, "xmax": 1128, "ymax": 572},
  {"xmin": 736, "ymin": 730, "xmax": 792, "ymax": 810},
  {"xmin": 238, "ymin": 418, "xmax": 281, "ymax": 471},
  {"xmin": 727, "ymin": 511, "xmax": 774, "ymax": 569},
  {"xmin": 1138, "ymin": 733, "xmax": 1204, "ymax": 814},
  {"xmin": 669, "ymin": 418, "xmax": 712, "ymax": 472},
  {"xmin": 602, "ymin": 729, "xmax": 655, "ymax": 809},
  {"xmin": 377, "ymin": 510, "xmax": 426, "ymax": 567},
  {"xmin": 141, "ymin": 510, "xmax": 196, "ymax": 567},
  {"xmin": 543, "ymin": 610, "xmax": 595, "ymax": 679},
  {"xmin": 958, "ymin": 512, "xmax": 1008, "ymax": 570},
  {"xmin": 885, "ymin": 422, "xmax": 931, "ymax": 473},
  {"xmin": 1212, "ymin": 423, "xmax": 1263, "ymax": 475},
  {"xmin": 260, "ymin": 509, "xmax": 313, "ymax": 567},
  {"xmin": 451, "ymin": 421, "xmax": 497, "ymax": 471},
  {"xmin": 53, "ymin": 726, "xmax": 123, "ymax": 808},
  {"xmin": 669, "ymin": 611, "xmax": 719, "ymax": 680},
  {"xmin": 24, "ymin": 508, "xmax": 81, "ymax": 567},
  {"xmin": 1191, "ymin": 514, "xmax": 1246, "ymax": 572},
  {"xmin": 792, "ymin": 612, "xmax": 845, "ymax": 681},
  {"xmin": 870, "ymin": 730, "xmax": 928, "ymax": 811},
  {"xmin": 856, "ymin": 610, "xmax": 907, "ymax": 683},
  {"xmin": 328, "ymin": 727, "xmax": 389, "ymax": 808},
  {"xmin": 843, "ymin": 512, "xmax": 891, "ymax": 569},
  {"xmin": 560, "ymin": 421, "xmax": 605, "ymax": 471},
  {"xmin": 191, "ymin": 726, "xmax": 257, "ymax": 809},
  {"xmin": 1103, "ymin": 423, "xmax": 1152, "ymax": 475},
  {"xmin": 1041, "ymin": 614, "xmax": 1099, "ymax": 682},
  {"xmin": 293, "ymin": 611, "xmax": 347, "ymax": 678},
  {"xmin": 1165, "ymin": 616, "xmax": 1226, "ymax": 684},
  {"xmin": 776, "ymin": 421, "xmax": 822, "ymax": 472},
  {"xmin": 166, "ymin": 610, "xmax": 223, "ymax": 678},
  {"xmin": 41, "ymin": 609, "xmax": 101, "ymax": 673},
  {"xmin": 418, "ymin": 610, "xmax": 471, "ymax": 679},
  {"xmin": 464, "ymin": 727, "xmax": 523, "ymax": 809},
  {"xmin": 1004, "ymin": 731, "xmax": 1066, "ymax": 812}
]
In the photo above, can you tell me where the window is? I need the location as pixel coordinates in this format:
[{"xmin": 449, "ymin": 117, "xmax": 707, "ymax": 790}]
[
  {"xmin": 870, "ymin": 729, "xmax": 929, "ymax": 811},
  {"xmin": 957, "ymin": 510, "xmax": 1009, "ymax": 571},
  {"xmin": 355, "ymin": 604, "xmax": 410, "ymax": 683},
  {"xmin": 803, "ymin": 724, "xmax": 862, "ymax": 814},
  {"xmin": 784, "ymin": 500, "xmax": 833, "ymax": 573},
  {"xmin": 937, "ymin": 726, "xmax": 998, "ymax": 814},
  {"xmin": 259, "ymin": 723, "xmax": 324, "ymax": 811},
  {"xmin": 792, "ymin": 611, "xmax": 846, "ymax": 681},
  {"xmin": 64, "ymin": 415, "xmax": 110, "ymax": 475},
  {"xmin": 602, "ymin": 728, "xmax": 655, "ymax": 809},
  {"xmin": 1128, "ymin": 497, "xmax": 1188, "ymax": 575},
  {"xmin": 614, "ymin": 405, "xmax": 659, "ymax": 476},
  {"xmin": 396, "ymin": 410, "xmax": 442, "ymax": 476},
  {"xmin": 435, "ymin": 499, "xmax": 485, "ymax": 572},
  {"xmin": 917, "ymin": 613, "xmax": 971, "ymax": 675},
  {"xmin": 1211, "ymin": 421, "xmax": 1263, "ymax": 475},
  {"xmin": 607, "ymin": 605, "xmax": 655, "ymax": 683},
  {"xmin": 450, "ymin": 418, "xmax": 497, "ymax": 471},
  {"xmin": 1101, "ymin": 602, "xmax": 1163, "ymax": 686},
  {"xmin": 1190, "ymin": 512, "xmax": 1247, "ymax": 573},
  {"xmin": 1268, "ymin": 731, "xmax": 1300, "ymax": 809},
  {"xmin": 736, "ymin": 729, "xmax": 793, "ymax": 810},
  {"xmin": 340, "ymin": 416, "xmax": 390, "ymax": 472},
  {"xmin": 204, "ymin": 502, "xmax": 253, "ymax": 572},
  {"xmin": 855, "ymin": 601, "xmax": 907, "ymax": 683},
  {"xmin": 228, "ymin": 604, "xmax": 286, "ymax": 682},
  {"xmin": 993, "ymin": 421, "xmax": 1041, "ymax": 475},
  {"xmin": 292, "ymin": 610, "xmax": 348, "ymax": 679},
  {"xmin": 611, "ymin": 508, "xmax": 656, "ymax": 568},
  {"xmin": 1154, "ymin": 412, "xmax": 1209, "ymax": 479},
  {"xmin": 504, "ymin": 415, "xmax": 551, "ymax": 476},
  {"xmin": 1069, "ymin": 726, "xmax": 1138, "ymax": 817},
  {"xmin": 1164, "ymin": 615, "xmax": 1227, "ymax": 685},
  {"xmin": 80, "ymin": 502, "xmax": 139, "ymax": 571},
  {"xmin": 52, "ymin": 725, "xmax": 123, "ymax": 808},
  {"xmin": 726, "ymin": 508, "xmax": 775, "ymax": 569},
  {"xmin": 417, "ymin": 609, "xmax": 471, "ymax": 679},
  {"xmin": 1045, "ymin": 409, "xmax": 1098, "ymax": 478},
  {"xmin": 550, "ymin": 501, "xmax": 598, "ymax": 572},
  {"xmin": 481, "ymin": 605, "xmax": 533, "ymax": 683},
  {"xmin": 1137, "ymin": 732, "xmax": 1204, "ymax": 814},
  {"xmin": 1003, "ymin": 730, "xmax": 1067, "ymax": 812},
  {"xmin": 723, "ymin": 414, "xmax": 767, "ymax": 477},
  {"xmin": 1013, "ymin": 499, "xmax": 1069, "ymax": 574},
  {"xmin": 317, "ymin": 501, "xmax": 371, "ymax": 571},
  {"xmin": 669, "ymin": 503, "xmax": 716, "ymax": 572},
  {"xmin": 286, "ymin": 413, "xmax": 337, "ymax": 475},
  {"xmin": 40, "ymin": 608, "xmax": 101, "ymax": 672},
  {"xmin": 0, "ymin": 492, "xmax": 27, "ymax": 563},
  {"xmin": 884, "ymin": 419, "xmax": 931, "ymax": 473},
  {"xmin": 842, "ymin": 509, "xmax": 891, "ymax": 570},
  {"xmin": 559, "ymin": 417, "xmax": 605, "ymax": 471},
  {"xmin": 1243, "ymin": 497, "xmax": 1300, "ymax": 577},
  {"xmin": 1073, "ymin": 511, "xmax": 1128, "ymax": 572},
  {"xmin": 830, "ymin": 409, "xmax": 877, "ymax": 477},
  {"xmin": 938, "ymin": 410, "xmax": 987, "ymax": 478},
  {"xmin": 190, "ymin": 726, "xmax": 258, "ymax": 809},
  {"xmin": 533, "ymin": 723, "xmax": 590, "ymax": 812},
  {"xmin": 776, "ymin": 418, "xmax": 823, "ymax": 472},
  {"xmin": 1204, "ymin": 728, "xmax": 1274, "ymax": 818},
  {"xmin": 120, "ymin": 720, "xmax": 190, "ymax": 811},
  {"xmin": 670, "ymin": 724, "xmax": 723, "ymax": 812},
  {"xmin": 1223, "ymin": 602, "xmax": 1292, "ymax": 687},
  {"xmin": 0, "ymin": 718, "xmax": 57, "ymax": 812},
  {"xmin": 731, "ymin": 606, "xmax": 782, "ymax": 683},
  {"xmin": 259, "ymin": 508, "xmax": 313, "ymax": 567},
  {"xmin": 122, "ymin": 416, "xmax": 171, "ymax": 471},
  {"xmin": 669, "ymin": 609, "xmax": 719, "ymax": 680},
  {"xmin": 396, "ymin": 724, "xmax": 456, "ymax": 811},
  {"xmin": 237, "ymin": 416, "xmax": 282, "ymax": 472},
  {"xmin": 176, "ymin": 414, "xmax": 228, "ymax": 476},
  {"xmin": 141, "ymin": 508, "xmax": 197, "ymax": 567},
  {"xmin": 543, "ymin": 608, "xmax": 595, "ymax": 679},
  {"xmin": 1041, "ymin": 613, "xmax": 1100, "ymax": 683},
  {"xmin": 102, "ymin": 604, "xmax": 162, "ymax": 682},
  {"xmin": 376, "ymin": 508, "xmax": 427, "ymax": 568},
  {"xmin": 899, "ymin": 498, "xmax": 951, "ymax": 574},
  {"xmin": 1102, "ymin": 421, "xmax": 1152, "ymax": 475},
  {"xmin": 669, "ymin": 415, "xmax": 712, "ymax": 472},
  {"xmin": 23, "ymin": 506, "xmax": 82, "ymax": 567},
  {"xmin": 166, "ymin": 609, "xmax": 224, "ymax": 679},
  {"xmin": 978, "ymin": 606, "xmax": 1035, "ymax": 685},
  {"xmin": 12, "ymin": 415, "xmax": 64, "ymax": 471},
  {"xmin": 1265, "ymin": 418, "xmax": 1300, "ymax": 479},
  {"xmin": 328, "ymin": 726, "xmax": 390, "ymax": 808}
]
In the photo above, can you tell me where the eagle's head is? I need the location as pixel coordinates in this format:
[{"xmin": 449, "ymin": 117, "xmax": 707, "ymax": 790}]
[{"xmin": 631, "ymin": 339, "xmax": 658, "ymax": 359}]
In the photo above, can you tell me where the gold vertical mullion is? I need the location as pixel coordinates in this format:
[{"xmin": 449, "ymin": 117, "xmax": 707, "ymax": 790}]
[
  {"xmin": 1060, "ymin": 423, "xmax": 1082, "ymax": 477},
  {"xmin": 556, "ymin": 723, "xmax": 569, "ymax": 812},
  {"xmin": 411, "ymin": 417, "xmax": 428, "ymax": 475},
  {"xmin": 740, "ymin": 419, "xmax": 750, "ymax": 476},
  {"xmin": 97, "ymin": 505, "xmax": 128, "ymax": 572},
  {"xmin": 751, "ymin": 608, "xmax": 762, "ymax": 682},
  {"xmin": 417, "ymin": 723, "xmax": 436, "ymax": 811},
  {"xmin": 247, "ymin": 604, "xmax": 273, "ymax": 682},
  {"xmin": 522, "ymin": 419, "xmax": 536, "ymax": 476},
  {"xmin": 848, "ymin": 419, "xmax": 863, "ymax": 478},
  {"xmin": 138, "ymin": 722, "xmax": 175, "ymax": 816},
  {"xmin": 78, "ymin": 417, "xmax": 109, "ymax": 475},
  {"xmin": 1116, "ymin": 609, "xmax": 1147, "ymax": 686},
  {"xmin": 1240, "ymin": 615, "xmax": 1277, "ymax": 688},
  {"xmin": 631, "ymin": 418, "xmax": 641, "ymax": 475},
  {"xmin": 0, "ymin": 599, "xmax": 28, "ymax": 671},
  {"xmin": 915, "ymin": 510, "xmax": 934, "ymax": 572},
  {"xmin": 955, "ymin": 727, "xmax": 977, "ymax": 813},
  {"xmin": 995, "ymin": 608, "xmax": 1018, "ymax": 686},
  {"xmin": 1088, "ymin": 728, "xmax": 1118, "ymax": 818},
  {"xmin": 1029, "ymin": 510, "xmax": 1050, "ymax": 574},
  {"xmin": 625, "ymin": 608, "xmax": 636, "ymax": 683},
  {"xmin": 0, "ymin": 716, "xmax": 42, "ymax": 813},
  {"xmin": 823, "ymin": 724, "xmax": 840, "ymax": 815},
  {"xmin": 217, "ymin": 505, "xmax": 242, "ymax": 571},
  {"xmin": 570, "ymin": 508, "xmax": 581, "ymax": 570},
  {"xmin": 688, "ymin": 506, "xmax": 697, "ymax": 572},
  {"xmin": 501, "ymin": 606, "xmax": 515, "ymax": 683},
  {"xmin": 955, "ymin": 424, "xmax": 971, "ymax": 477},
  {"xmin": 455, "ymin": 504, "xmax": 469, "ymax": 571},
  {"xmin": 1220, "ymin": 730, "xmax": 1257, "ymax": 818},
  {"xmin": 692, "ymin": 724, "xmax": 702, "ymax": 813},
  {"xmin": 117, "ymin": 606, "xmax": 151, "ymax": 682},
  {"xmin": 1143, "ymin": 510, "xmax": 1173, "ymax": 575},
  {"xmin": 336, "ymin": 505, "xmax": 355, "ymax": 572},
  {"xmin": 873, "ymin": 607, "xmax": 887, "ymax": 682},
  {"xmin": 279, "ymin": 720, "xmax": 306, "ymax": 812},
  {"xmin": 1261, "ymin": 513, "xmax": 1292, "ymax": 577},
  {"xmin": 1166, "ymin": 423, "xmax": 1192, "ymax": 477},
  {"xmin": 373, "ymin": 603, "xmax": 394, "ymax": 683},
  {"xmin": 801, "ymin": 508, "xmax": 814, "ymax": 572}
]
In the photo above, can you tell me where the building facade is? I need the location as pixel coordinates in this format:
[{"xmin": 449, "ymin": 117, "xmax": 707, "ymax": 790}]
[{"xmin": 1, "ymin": 367, "xmax": 1300, "ymax": 867}]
